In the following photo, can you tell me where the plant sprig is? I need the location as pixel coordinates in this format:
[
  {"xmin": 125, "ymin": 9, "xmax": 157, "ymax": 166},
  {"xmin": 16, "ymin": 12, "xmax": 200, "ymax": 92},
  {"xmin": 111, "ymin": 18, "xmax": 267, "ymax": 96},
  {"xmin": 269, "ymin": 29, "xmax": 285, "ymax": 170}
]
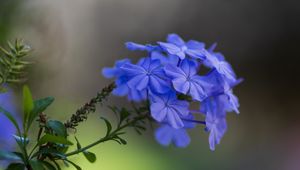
[
  {"xmin": 0, "ymin": 82, "xmax": 151, "ymax": 170},
  {"xmin": 0, "ymin": 39, "xmax": 31, "ymax": 92}
]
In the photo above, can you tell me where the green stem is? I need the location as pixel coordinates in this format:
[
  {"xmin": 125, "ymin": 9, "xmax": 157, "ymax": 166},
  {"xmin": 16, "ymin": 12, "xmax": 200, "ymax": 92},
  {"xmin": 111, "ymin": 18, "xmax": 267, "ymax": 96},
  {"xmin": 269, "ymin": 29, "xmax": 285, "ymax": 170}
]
[{"xmin": 65, "ymin": 114, "xmax": 148, "ymax": 157}]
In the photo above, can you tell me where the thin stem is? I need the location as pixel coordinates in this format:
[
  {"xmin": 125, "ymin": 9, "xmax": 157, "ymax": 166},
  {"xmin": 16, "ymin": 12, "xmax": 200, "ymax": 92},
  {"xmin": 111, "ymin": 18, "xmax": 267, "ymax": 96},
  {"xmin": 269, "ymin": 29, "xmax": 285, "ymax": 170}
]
[
  {"xmin": 28, "ymin": 127, "xmax": 43, "ymax": 159},
  {"xmin": 182, "ymin": 118, "xmax": 206, "ymax": 125},
  {"xmin": 65, "ymin": 114, "xmax": 148, "ymax": 157}
]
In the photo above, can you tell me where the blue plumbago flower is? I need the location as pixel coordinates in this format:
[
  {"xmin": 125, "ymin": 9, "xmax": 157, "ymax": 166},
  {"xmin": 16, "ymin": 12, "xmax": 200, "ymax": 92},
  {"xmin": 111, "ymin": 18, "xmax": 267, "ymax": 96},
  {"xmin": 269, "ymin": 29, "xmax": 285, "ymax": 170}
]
[
  {"xmin": 0, "ymin": 90, "xmax": 18, "ymax": 150},
  {"xmin": 150, "ymin": 92, "xmax": 189, "ymax": 129},
  {"xmin": 102, "ymin": 59, "xmax": 130, "ymax": 79},
  {"xmin": 102, "ymin": 59, "xmax": 147, "ymax": 102},
  {"xmin": 164, "ymin": 59, "xmax": 212, "ymax": 101},
  {"xmin": 102, "ymin": 33, "xmax": 242, "ymax": 150},
  {"xmin": 201, "ymin": 96, "xmax": 228, "ymax": 151},
  {"xmin": 202, "ymin": 45, "xmax": 237, "ymax": 82},
  {"xmin": 150, "ymin": 51, "xmax": 179, "ymax": 66},
  {"xmin": 121, "ymin": 57, "xmax": 170, "ymax": 94},
  {"xmin": 155, "ymin": 114, "xmax": 195, "ymax": 148},
  {"xmin": 155, "ymin": 125, "xmax": 191, "ymax": 147},
  {"xmin": 158, "ymin": 33, "xmax": 206, "ymax": 60},
  {"xmin": 204, "ymin": 69, "xmax": 240, "ymax": 114}
]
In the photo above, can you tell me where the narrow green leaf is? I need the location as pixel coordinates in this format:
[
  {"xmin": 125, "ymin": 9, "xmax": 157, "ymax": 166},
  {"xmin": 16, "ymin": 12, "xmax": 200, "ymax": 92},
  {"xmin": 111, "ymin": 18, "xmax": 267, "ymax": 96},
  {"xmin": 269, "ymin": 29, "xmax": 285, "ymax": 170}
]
[
  {"xmin": 30, "ymin": 160, "xmax": 45, "ymax": 170},
  {"xmin": 6, "ymin": 163, "xmax": 25, "ymax": 170},
  {"xmin": 46, "ymin": 120, "xmax": 67, "ymax": 137},
  {"xmin": 83, "ymin": 151, "xmax": 96, "ymax": 163},
  {"xmin": 64, "ymin": 160, "xmax": 82, "ymax": 170},
  {"xmin": 0, "ymin": 106, "xmax": 21, "ymax": 135},
  {"xmin": 23, "ymin": 85, "xmax": 34, "ymax": 129},
  {"xmin": 74, "ymin": 137, "xmax": 96, "ymax": 163},
  {"xmin": 0, "ymin": 150, "xmax": 22, "ymax": 161},
  {"xmin": 42, "ymin": 161, "xmax": 56, "ymax": 170},
  {"xmin": 27, "ymin": 97, "xmax": 55, "ymax": 130},
  {"xmin": 120, "ymin": 108, "xmax": 130, "ymax": 123},
  {"xmin": 13, "ymin": 135, "xmax": 29, "ymax": 146},
  {"xmin": 100, "ymin": 117, "xmax": 112, "ymax": 136},
  {"xmin": 38, "ymin": 134, "xmax": 73, "ymax": 146},
  {"xmin": 49, "ymin": 158, "xmax": 61, "ymax": 170},
  {"xmin": 118, "ymin": 137, "xmax": 127, "ymax": 145},
  {"xmin": 31, "ymin": 148, "xmax": 66, "ymax": 160},
  {"xmin": 75, "ymin": 137, "xmax": 81, "ymax": 149}
]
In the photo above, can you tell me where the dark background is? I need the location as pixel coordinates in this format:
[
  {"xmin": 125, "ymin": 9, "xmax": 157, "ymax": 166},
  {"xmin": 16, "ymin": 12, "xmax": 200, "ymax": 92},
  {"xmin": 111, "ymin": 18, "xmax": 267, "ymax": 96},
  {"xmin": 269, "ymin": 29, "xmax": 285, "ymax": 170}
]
[{"xmin": 1, "ymin": 0, "xmax": 300, "ymax": 169}]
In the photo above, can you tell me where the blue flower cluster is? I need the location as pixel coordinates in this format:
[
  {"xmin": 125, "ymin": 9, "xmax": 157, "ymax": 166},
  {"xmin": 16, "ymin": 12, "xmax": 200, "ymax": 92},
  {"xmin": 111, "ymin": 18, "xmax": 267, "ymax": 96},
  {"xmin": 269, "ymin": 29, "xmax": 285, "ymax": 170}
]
[
  {"xmin": 0, "ymin": 90, "xmax": 17, "ymax": 151},
  {"xmin": 102, "ymin": 34, "xmax": 242, "ymax": 151}
]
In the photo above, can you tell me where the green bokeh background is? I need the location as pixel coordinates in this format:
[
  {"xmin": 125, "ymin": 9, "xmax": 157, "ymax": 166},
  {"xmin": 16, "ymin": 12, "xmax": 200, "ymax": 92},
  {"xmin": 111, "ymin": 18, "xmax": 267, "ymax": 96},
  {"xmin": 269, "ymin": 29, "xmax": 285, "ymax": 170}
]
[{"xmin": 1, "ymin": 0, "xmax": 300, "ymax": 169}]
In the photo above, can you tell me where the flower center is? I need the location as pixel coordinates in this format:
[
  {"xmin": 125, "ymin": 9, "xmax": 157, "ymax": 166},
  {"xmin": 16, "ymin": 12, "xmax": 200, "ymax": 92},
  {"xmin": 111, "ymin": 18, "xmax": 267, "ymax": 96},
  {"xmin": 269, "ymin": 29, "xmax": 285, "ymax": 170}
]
[{"xmin": 181, "ymin": 45, "xmax": 187, "ymax": 51}]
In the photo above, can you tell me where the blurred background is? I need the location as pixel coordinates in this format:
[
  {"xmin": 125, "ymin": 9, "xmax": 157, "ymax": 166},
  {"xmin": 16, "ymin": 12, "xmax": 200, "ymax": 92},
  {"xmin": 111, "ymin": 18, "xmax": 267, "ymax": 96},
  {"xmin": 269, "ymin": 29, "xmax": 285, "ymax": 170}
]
[{"xmin": 1, "ymin": 0, "xmax": 300, "ymax": 169}]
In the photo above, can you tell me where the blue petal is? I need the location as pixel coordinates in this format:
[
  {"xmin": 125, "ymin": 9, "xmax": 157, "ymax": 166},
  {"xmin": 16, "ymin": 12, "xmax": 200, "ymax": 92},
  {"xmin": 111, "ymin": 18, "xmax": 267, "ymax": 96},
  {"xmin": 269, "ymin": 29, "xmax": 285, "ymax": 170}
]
[
  {"xmin": 128, "ymin": 88, "xmax": 147, "ymax": 102},
  {"xmin": 189, "ymin": 76, "xmax": 213, "ymax": 101},
  {"xmin": 149, "ymin": 76, "xmax": 170, "ymax": 94},
  {"xmin": 0, "ymin": 91, "xmax": 18, "ymax": 150},
  {"xmin": 155, "ymin": 125, "xmax": 173, "ymax": 146},
  {"xmin": 127, "ymin": 74, "xmax": 147, "ymax": 90},
  {"xmin": 167, "ymin": 33, "xmax": 185, "ymax": 47},
  {"xmin": 125, "ymin": 42, "xmax": 157, "ymax": 51},
  {"xmin": 148, "ymin": 59, "xmax": 161, "ymax": 72},
  {"xmin": 102, "ymin": 67, "xmax": 117, "ymax": 78},
  {"xmin": 173, "ymin": 129, "xmax": 191, "ymax": 148},
  {"xmin": 208, "ymin": 43, "xmax": 217, "ymax": 52},
  {"xmin": 186, "ymin": 40, "xmax": 205, "ymax": 50},
  {"xmin": 182, "ymin": 114, "xmax": 196, "ymax": 129},
  {"xmin": 151, "ymin": 103, "xmax": 168, "ymax": 122},
  {"xmin": 172, "ymin": 78, "xmax": 190, "ymax": 94},
  {"xmin": 121, "ymin": 63, "xmax": 145, "ymax": 76},
  {"xmin": 112, "ymin": 84, "xmax": 128, "ymax": 96},
  {"xmin": 151, "ymin": 51, "xmax": 168, "ymax": 64},
  {"xmin": 170, "ymin": 100, "xmax": 189, "ymax": 116},
  {"xmin": 158, "ymin": 42, "xmax": 183, "ymax": 58},
  {"xmin": 136, "ymin": 76, "xmax": 149, "ymax": 91},
  {"xmin": 226, "ymin": 91, "xmax": 240, "ymax": 114},
  {"xmin": 167, "ymin": 108, "xmax": 184, "ymax": 129},
  {"xmin": 164, "ymin": 64, "xmax": 186, "ymax": 79},
  {"xmin": 216, "ymin": 61, "xmax": 236, "ymax": 81},
  {"xmin": 209, "ymin": 129, "xmax": 216, "ymax": 151},
  {"xmin": 180, "ymin": 59, "xmax": 197, "ymax": 77}
]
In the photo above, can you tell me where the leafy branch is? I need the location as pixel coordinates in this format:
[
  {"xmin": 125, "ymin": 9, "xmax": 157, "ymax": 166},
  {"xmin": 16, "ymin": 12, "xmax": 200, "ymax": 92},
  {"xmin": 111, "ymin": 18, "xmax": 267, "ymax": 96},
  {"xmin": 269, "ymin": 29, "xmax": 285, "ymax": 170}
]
[
  {"xmin": 0, "ymin": 39, "xmax": 31, "ymax": 92},
  {"xmin": 66, "ymin": 107, "xmax": 151, "ymax": 158}
]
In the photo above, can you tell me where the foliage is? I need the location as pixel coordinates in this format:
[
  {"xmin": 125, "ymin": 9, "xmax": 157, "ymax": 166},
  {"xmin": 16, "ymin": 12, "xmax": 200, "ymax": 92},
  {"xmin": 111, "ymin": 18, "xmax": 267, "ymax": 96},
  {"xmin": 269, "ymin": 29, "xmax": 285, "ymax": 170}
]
[
  {"xmin": 0, "ymin": 39, "xmax": 31, "ymax": 92},
  {"xmin": 0, "ymin": 34, "xmax": 242, "ymax": 169}
]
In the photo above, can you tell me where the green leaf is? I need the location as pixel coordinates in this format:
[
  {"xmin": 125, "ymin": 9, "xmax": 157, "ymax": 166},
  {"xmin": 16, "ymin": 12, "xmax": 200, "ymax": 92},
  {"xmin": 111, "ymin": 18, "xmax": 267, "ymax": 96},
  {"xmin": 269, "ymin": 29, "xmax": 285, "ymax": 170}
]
[
  {"xmin": 30, "ymin": 160, "xmax": 45, "ymax": 170},
  {"xmin": 38, "ymin": 134, "xmax": 73, "ymax": 146},
  {"xmin": 0, "ymin": 150, "xmax": 22, "ymax": 161},
  {"xmin": 117, "ymin": 136, "xmax": 127, "ymax": 145},
  {"xmin": 100, "ymin": 117, "xmax": 112, "ymax": 136},
  {"xmin": 49, "ymin": 158, "xmax": 61, "ymax": 170},
  {"xmin": 13, "ymin": 135, "xmax": 29, "ymax": 146},
  {"xmin": 42, "ymin": 161, "xmax": 56, "ymax": 170},
  {"xmin": 23, "ymin": 85, "xmax": 34, "ymax": 128},
  {"xmin": 32, "ymin": 148, "xmax": 66, "ymax": 160},
  {"xmin": 0, "ymin": 106, "xmax": 21, "ymax": 135},
  {"xmin": 27, "ymin": 97, "xmax": 54, "ymax": 130},
  {"xmin": 46, "ymin": 120, "xmax": 67, "ymax": 137},
  {"xmin": 120, "ymin": 108, "xmax": 130, "ymax": 123},
  {"xmin": 75, "ymin": 137, "xmax": 96, "ymax": 163},
  {"xmin": 83, "ymin": 151, "xmax": 96, "ymax": 163},
  {"xmin": 64, "ymin": 160, "xmax": 82, "ymax": 170},
  {"xmin": 6, "ymin": 163, "xmax": 25, "ymax": 170}
]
